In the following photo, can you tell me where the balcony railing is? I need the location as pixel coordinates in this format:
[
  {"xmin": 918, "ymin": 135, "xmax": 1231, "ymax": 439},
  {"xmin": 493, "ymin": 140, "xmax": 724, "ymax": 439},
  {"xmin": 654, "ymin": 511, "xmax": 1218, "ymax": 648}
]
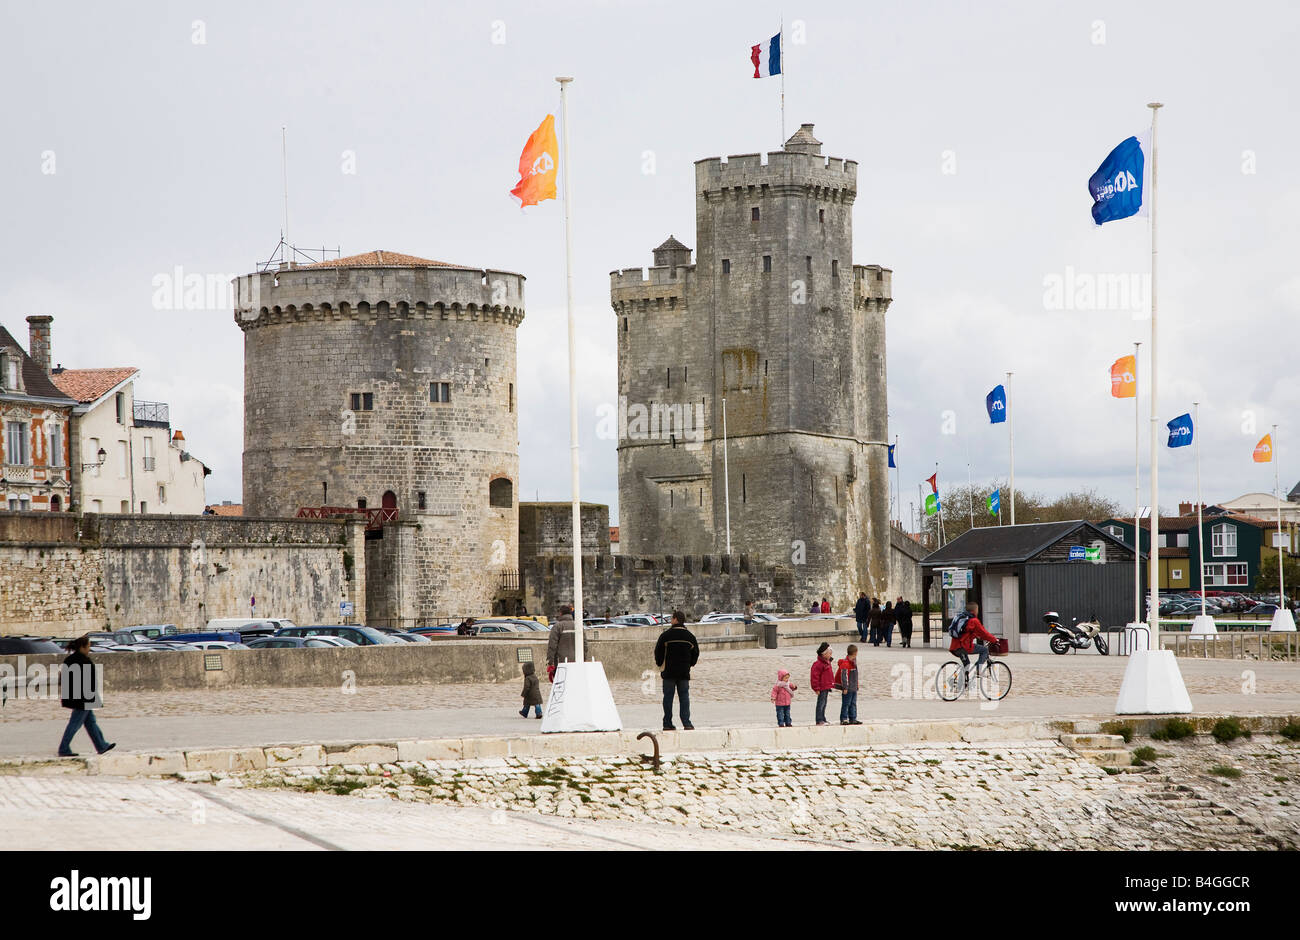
[
  {"xmin": 133, "ymin": 400, "xmax": 170, "ymax": 428},
  {"xmin": 142, "ymin": 456, "xmax": 156, "ymax": 471},
  {"xmin": 296, "ymin": 505, "xmax": 398, "ymax": 531}
]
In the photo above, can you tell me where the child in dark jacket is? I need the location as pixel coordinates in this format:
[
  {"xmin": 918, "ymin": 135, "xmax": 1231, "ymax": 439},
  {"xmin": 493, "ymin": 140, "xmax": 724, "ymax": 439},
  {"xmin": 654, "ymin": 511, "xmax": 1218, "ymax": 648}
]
[
  {"xmin": 770, "ymin": 669, "xmax": 798, "ymax": 727},
  {"xmin": 519, "ymin": 661, "xmax": 542, "ymax": 718}
]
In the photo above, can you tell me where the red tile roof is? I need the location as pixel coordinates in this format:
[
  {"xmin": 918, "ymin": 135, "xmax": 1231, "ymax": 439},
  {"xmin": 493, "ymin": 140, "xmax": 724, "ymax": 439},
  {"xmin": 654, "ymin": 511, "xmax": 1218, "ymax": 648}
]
[
  {"xmin": 50, "ymin": 367, "xmax": 138, "ymax": 403},
  {"xmin": 306, "ymin": 250, "xmax": 463, "ymax": 269},
  {"xmin": 206, "ymin": 504, "xmax": 243, "ymax": 516}
]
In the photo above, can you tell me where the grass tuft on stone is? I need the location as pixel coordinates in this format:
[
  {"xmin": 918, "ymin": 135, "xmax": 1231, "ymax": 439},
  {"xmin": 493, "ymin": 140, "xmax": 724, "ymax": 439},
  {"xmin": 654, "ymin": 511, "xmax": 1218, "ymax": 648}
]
[
  {"xmin": 1208, "ymin": 765, "xmax": 1243, "ymax": 779},
  {"xmin": 1150, "ymin": 718, "xmax": 1196, "ymax": 741},
  {"xmin": 1211, "ymin": 717, "xmax": 1251, "ymax": 744},
  {"xmin": 1131, "ymin": 746, "xmax": 1158, "ymax": 766}
]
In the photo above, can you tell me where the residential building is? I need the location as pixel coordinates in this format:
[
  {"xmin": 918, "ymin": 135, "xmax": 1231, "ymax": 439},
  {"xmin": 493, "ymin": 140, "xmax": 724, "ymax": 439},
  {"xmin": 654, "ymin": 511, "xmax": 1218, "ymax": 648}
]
[
  {"xmin": 1099, "ymin": 510, "xmax": 1299, "ymax": 591},
  {"xmin": 43, "ymin": 320, "xmax": 209, "ymax": 514},
  {"xmin": 0, "ymin": 318, "xmax": 75, "ymax": 510}
]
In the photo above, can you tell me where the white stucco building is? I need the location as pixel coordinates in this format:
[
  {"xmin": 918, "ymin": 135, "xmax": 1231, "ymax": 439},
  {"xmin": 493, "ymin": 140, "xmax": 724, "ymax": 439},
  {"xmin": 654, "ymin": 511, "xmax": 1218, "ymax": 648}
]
[{"xmin": 51, "ymin": 365, "xmax": 209, "ymax": 515}]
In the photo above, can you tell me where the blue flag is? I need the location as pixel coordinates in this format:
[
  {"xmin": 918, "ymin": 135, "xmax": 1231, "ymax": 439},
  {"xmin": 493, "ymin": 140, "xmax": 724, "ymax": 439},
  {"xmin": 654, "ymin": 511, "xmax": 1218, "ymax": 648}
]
[
  {"xmin": 988, "ymin": 489, "xmax": 1000, "ymax": 516},
  {"xmin": 1089, "ymin": 135, "xmax": 1146, "ymax": 225},
  {"xmin": 1166, "ymin": 412, "xmax": 1193, "ymax": 448},
  {"xmin": 986, "ymin": 385, "xmax": 1007, "ymax": 424},
  {"xmin": 887, "ymin": 444, "xmax": 896, "ymax": 468}
]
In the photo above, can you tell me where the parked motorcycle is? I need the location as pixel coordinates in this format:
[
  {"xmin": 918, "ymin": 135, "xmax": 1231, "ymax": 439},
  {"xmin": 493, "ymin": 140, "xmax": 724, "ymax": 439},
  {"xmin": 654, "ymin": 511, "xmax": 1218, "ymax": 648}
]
[{"xmin": 1044, "ymin": 611, "xmax": 1109, "ymax": 655}]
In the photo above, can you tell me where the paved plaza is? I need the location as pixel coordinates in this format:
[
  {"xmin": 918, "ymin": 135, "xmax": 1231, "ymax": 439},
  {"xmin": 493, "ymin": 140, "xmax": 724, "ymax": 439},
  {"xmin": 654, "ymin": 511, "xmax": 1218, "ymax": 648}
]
[{"xmin": 2, "ymin": 646, "xmax": 1296, "ymax": 759}]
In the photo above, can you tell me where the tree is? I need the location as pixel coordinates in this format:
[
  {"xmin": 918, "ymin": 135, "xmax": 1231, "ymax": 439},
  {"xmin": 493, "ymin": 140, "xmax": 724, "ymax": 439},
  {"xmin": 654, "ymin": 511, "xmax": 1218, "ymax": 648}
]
[{"xmin": 920, "ymin": 482, "xmax": 1121, "ymax": 543}]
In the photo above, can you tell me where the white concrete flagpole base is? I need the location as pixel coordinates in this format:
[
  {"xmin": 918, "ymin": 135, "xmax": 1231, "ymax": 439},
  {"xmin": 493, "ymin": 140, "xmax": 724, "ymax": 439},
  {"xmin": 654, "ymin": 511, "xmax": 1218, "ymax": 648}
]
[
  {"xmin": 541, "ymin": 660, "xmax": 623, "ymax": 733},
  {"xmin": 1115, "ymin": 649, "xmax": 1193, "ymax": 714},
  {"xmin": 1190, "ymin": 614, "xmax": 1218, "ymax": 635},
  {"xmin": 1269, "ymin": 609, "xmax": 1297, "ymax": 632}
]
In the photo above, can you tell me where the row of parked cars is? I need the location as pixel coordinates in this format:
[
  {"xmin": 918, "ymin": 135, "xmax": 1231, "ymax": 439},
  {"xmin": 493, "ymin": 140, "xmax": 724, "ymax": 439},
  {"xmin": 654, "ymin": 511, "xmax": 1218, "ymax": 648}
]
[{"xmin": 1156, "ymin": 591, "xmax": 1291, "ymax": 618}]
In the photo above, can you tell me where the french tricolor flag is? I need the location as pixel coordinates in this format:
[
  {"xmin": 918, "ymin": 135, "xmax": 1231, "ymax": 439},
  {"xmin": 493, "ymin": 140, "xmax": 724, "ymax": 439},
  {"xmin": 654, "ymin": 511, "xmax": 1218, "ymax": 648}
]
[{"xmin": 751, "ymin": 33, "xmax": 781, "ymax": 78}]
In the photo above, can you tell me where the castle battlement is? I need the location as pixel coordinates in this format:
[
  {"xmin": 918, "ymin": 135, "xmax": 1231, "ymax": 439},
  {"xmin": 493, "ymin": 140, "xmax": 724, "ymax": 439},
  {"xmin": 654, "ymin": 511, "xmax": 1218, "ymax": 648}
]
[
  {"xmin": 695, "ymin": 148, "xmax": 858, "ymax": 198},
  {"xmin": 853, "ymin": 264, "xmax": 893, "ymax": 306},
  {"xmin": 232, "ymin": 265, "xmax": 525, "ymax": 331},
  {"xmin": 609, "ymin": 264, "xmax": 695, "ymax": 290}
]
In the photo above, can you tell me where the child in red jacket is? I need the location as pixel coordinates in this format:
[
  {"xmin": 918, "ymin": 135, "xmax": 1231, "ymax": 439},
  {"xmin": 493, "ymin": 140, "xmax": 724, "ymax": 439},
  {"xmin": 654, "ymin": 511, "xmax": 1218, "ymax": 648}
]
[{"xmin": 810, "ymin": 642, "xmax": 835, "ymax": 725}]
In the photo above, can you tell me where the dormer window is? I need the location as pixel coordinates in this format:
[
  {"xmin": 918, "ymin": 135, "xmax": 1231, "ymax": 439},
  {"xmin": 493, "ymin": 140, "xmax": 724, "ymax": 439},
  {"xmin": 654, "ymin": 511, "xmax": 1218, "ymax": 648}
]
[{"xmin": 1, "ymin": 350, "xmax": 21, "ymax": 392}]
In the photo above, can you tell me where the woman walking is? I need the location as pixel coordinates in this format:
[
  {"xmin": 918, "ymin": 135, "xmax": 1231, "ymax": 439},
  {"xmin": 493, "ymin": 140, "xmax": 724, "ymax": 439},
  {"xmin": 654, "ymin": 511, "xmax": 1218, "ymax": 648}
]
[{"xmin": 57, "ymin": 635, "xmax": 115, "ymax": 757}]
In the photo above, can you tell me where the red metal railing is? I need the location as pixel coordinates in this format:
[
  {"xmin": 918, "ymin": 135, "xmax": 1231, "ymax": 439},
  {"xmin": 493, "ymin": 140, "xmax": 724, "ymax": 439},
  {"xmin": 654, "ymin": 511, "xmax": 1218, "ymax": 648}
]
[{"xmin": 296, "ymin": 506, "xmax": 398, "ymax": 530}]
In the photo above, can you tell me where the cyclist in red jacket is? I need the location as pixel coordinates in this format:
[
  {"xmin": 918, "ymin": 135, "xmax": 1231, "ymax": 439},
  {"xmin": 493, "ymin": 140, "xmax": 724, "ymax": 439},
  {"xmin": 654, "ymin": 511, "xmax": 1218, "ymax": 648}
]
[{"xmin": 950, "ymin": 602, "xmax": 998, "ymax": 676}]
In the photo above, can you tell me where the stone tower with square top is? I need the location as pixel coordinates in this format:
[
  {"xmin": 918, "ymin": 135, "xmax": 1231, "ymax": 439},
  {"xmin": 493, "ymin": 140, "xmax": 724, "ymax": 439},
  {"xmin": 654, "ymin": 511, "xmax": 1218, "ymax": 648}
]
[{"xmin": 610, "ymin": 125, "xmax": 893, "ymax": 605}]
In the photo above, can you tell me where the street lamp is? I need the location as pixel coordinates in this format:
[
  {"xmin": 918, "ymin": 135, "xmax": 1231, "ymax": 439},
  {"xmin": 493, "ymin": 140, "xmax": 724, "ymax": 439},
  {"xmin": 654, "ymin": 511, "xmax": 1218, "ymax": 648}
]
[{"xmin": 81, "ymin": 447, "xmax": 107, "ymax": 471}]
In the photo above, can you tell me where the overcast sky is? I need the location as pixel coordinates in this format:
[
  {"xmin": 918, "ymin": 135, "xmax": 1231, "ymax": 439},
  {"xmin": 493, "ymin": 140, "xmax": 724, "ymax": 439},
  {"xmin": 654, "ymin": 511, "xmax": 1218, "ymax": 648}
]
[{"xmin": 4, "ymin": 0, "xmax": 1296, "ymax": 525}]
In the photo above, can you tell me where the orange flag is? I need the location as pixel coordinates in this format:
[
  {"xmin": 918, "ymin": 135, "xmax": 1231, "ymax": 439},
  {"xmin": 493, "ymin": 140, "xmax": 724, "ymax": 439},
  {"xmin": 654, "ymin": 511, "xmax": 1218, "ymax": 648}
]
[
  {"xmin": 1253, "ymin": 434, "xmax": 1273, "ymax": 462},
  {"xmin": 510, "ymin": 115, "xmax": 558, "ymax": 207},
  {"xmin": 1110, "ymin": 355, "xmax": 1137, "ymax": 398}
]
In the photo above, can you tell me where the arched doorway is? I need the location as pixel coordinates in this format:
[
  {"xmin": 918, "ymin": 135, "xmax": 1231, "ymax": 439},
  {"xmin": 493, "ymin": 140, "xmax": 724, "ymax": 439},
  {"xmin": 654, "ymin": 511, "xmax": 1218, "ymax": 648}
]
[
  {"xmin": 50, "ymin": 495, "xmax": 61, "ymax": 512},
  {"xmin": 382, "ymin": 490, "xmax": 397, "ymax": 510}
]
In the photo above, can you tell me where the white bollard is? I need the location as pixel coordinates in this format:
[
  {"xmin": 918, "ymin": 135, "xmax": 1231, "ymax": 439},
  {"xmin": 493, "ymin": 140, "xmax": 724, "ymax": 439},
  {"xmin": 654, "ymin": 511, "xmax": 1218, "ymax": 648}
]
[
  {"xmin": 1190, "ymin": 615, "xmax": 1218, "ymax": 635},
  {"xmin": 541, "ymin": 660, "xmax": 623, "ymax": 733},
  {"xmin": 1269, "ymin": 609, "xmax": 1297, "ymax": 632},
  {"xmin": 1115, "ymin": 649, "xmax": 1193, "ymax": 714}
]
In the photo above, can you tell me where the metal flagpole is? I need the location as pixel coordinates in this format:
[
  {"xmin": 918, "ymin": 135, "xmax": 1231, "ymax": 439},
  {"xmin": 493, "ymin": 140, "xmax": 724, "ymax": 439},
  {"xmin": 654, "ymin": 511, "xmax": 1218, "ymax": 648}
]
[
  {"xmin": 966, "ymin": 458, "xmax": 974, "ymax": 529},
  {"xmin": 1275, "ymin": 424, "xmax": 1285, "ymax": 606},
  {"xmin": 1134, "ymin": 340, "xmax": 1142, "ymax": 624},
  {"xmin": 1006, "ymin": 372, "xmax": 1015, "ymax": 525},
  {"xmin": 281, "ymin": 125, "xmax": 291, "ymax": 259},
  {"xmin": 936, "ymin": 462, "xmax": 944, "ymax": 547},
  {"xmin": 557, "ymin": 76, "xmax": 585, "ymax": 661},
  {"xmin": 722, "ymin": 397, "xmax": 732, "ymax": 554},
  {"xmin": 1147, "ymin": 102, "xmax": 1163, "ymax": 632},
  {"xmin": 1195, "ymin": 402, "xmax": 1206, "ymax": 616}
]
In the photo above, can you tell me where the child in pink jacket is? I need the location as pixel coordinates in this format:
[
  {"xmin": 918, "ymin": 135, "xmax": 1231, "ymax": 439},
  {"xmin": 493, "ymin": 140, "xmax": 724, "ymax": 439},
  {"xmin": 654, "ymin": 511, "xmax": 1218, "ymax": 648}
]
[{"xmin": 770, "ymin": 668, "xmax": 797, "ymax": 727}]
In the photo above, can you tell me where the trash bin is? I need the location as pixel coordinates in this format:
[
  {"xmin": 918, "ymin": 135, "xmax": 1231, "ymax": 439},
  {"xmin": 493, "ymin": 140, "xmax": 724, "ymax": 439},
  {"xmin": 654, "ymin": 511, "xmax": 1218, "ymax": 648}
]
[{"xmin": 763, "ymin": 622, "xmax": 778, "ymax": 649}]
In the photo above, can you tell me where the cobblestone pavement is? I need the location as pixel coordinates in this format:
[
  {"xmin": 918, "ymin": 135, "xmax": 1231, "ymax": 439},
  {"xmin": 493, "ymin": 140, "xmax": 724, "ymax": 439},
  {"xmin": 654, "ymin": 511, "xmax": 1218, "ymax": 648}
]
[
  {"xmin": 223, "ymin": 736, "xmax": 1300, "ymax": 850},
  {"xmin": 3, "ymin": 647, "xmax": 1294, "ymax": 720},
  {"xmin": 0, "ymin": 774, "xmax": 831, "ymax": 851},
  {"xmin": 3, "ymin": 648, "xmax": 1295, "ymax": 758}
]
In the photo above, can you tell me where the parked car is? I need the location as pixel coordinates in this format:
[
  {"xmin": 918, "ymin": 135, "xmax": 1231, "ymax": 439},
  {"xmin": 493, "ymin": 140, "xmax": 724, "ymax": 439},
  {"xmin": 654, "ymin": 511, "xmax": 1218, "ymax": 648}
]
[
  {"xmin": 115, "ymin": 624, "xmax": 177, "ymax": 642},
  {"xmin": 186, "ymin": 640, "xmax": 251, "ymax": 650},
  {"xmin": 166, "ymin": 631, "xmax": 245, "ymax": 645},
  {"xmin": 391, "ymin": 632, "xmax": 432, "ymax": 643},
  {"xmin": 609, "ymin": 615, "xmax": 658, "ymax": 627},
  {"xmin": 206, "ymin": 618, "xmax": 282, "ymax": 639},
  {"xmin": 0, "ymin": 636, "xmax": 65, "ymax": 654},
  {"xmin": 1246, "ymin": 604, "xmax": 1279, "ymax": 616},
  {"xmin": 247, "ymin": 635, "xmax": 358, "ymax": 649},
  {"xmin": 468, "ymin": 620, "xmax": 534, "ymax": 635},
  {"xmin": 273, "ymin": 625, "xmax": 403, "ymax": 646}
]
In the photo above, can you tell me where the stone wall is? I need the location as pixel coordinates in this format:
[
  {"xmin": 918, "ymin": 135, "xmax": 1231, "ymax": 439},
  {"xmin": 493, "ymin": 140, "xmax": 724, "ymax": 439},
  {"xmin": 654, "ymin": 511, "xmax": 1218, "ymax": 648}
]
[
  {"xmin": 522, "ymin": 552, "xmax": 801, "ymax": 619},
  {"xmin": 518, "ymin": 502, "xmax": 610, "ymax": 558},
  {"xmin": 0, "ymin": 512, "xmax": 364, "ymax": 637},
  {"xmin": 889, "ymin": 524, "xmax": 926, "ymax": 602}
]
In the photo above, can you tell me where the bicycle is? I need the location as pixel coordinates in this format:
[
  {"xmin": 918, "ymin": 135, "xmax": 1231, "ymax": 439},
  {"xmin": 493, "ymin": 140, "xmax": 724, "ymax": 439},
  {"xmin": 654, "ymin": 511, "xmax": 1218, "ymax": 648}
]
[{"xmin": 936, "ymin": 644, "xmax": 1012, "ymax": 702}]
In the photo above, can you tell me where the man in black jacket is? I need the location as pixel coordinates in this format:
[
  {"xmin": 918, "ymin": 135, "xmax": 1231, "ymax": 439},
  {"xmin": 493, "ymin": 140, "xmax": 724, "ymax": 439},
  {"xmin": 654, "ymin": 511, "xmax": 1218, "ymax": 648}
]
[
  {"xmin": 853, "ymin": 592, "xmax": 871, "ymax": 642},
  {"xmin": 654, "ymin": 611, "xmax": 699, "ymax": 731}
]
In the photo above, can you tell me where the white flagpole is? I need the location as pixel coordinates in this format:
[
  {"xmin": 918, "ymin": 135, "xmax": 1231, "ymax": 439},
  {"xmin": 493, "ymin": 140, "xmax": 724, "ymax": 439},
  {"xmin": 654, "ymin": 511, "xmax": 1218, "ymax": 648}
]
[
  {"xmin": 1196, "ymin": 402, "xmax": 1206, "ymax": 617},
  {"xmin": 966, "ymin": 458, "xmax": 974, "ymax": 529},
  {"xmin": 1006, "ymin": 372, "xmax": 1015, "ymax": 525},
  {"xmin": 723, "ymin": 396, "xmax": 732, "ymax": 554},
  {"xmin": 1134, "ymin": 340, "xmax": 1142, "ymax": 625},
  {"xmin": 893, "ymin": 433, "xmax": 900, "ymax": 526},
  {"xmin": 557, "ymin": 76, "xmax": 585, "ymax": 660},
  {"xmin": 1147, "ymin": 102, "xmax": 1163, "ymax": 632}
]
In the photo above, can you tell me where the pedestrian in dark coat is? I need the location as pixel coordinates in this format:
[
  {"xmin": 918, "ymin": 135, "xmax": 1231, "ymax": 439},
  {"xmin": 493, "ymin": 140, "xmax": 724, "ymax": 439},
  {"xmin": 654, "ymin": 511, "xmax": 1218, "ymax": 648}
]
[
  {"xmin": 895, "ymin": 597, "xmax": 914, "ymax": 648},
  {"xmin": 853, "ymin": 592, "xmax": 871, "ymax": 642},
  {"xmin": 519, "ymin": 661, "xmax": 543, "ymax": 718},
  {"xmin": 57, "ymin": 636, "xmax": 115, "ymax": 757},
  {"xmin": 869, "ymin": 599, "xmax": 884, "ymax": 646},
  {"xmin": 654, "ymin": 611, "xmax": 700, "ymax": 730},
  {"xmin": 882, "ymin": 600, "xmax": 895, "ymax": 648}
]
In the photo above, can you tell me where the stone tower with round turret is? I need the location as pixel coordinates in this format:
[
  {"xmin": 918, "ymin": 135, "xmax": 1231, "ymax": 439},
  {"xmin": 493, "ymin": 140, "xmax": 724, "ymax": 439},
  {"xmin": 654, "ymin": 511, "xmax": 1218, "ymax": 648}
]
[
  {"xmin": 233, "ymin": 250, "xmax": 525, "ymax": 622},
  {"xmin": 610, "ymin": 125, "xmax": 893, "ymax": 606}
]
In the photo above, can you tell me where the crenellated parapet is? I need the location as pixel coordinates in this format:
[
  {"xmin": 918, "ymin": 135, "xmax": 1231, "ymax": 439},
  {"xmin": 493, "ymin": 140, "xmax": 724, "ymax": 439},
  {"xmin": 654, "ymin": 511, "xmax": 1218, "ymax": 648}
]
[
  {"xmin": 854, "ymin": 264, "xmax": 893, "ymax": 313},
  {"xmin": 609, "ymin": 264, "xmax": 694, "ymax": 314},
  {"xmin": 232, "ymin": 264, "xmax": 525, "ymax": 332},
  {"xmin": 695, "ymin": 148, "xmax": 858, "ymax": 205}
]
